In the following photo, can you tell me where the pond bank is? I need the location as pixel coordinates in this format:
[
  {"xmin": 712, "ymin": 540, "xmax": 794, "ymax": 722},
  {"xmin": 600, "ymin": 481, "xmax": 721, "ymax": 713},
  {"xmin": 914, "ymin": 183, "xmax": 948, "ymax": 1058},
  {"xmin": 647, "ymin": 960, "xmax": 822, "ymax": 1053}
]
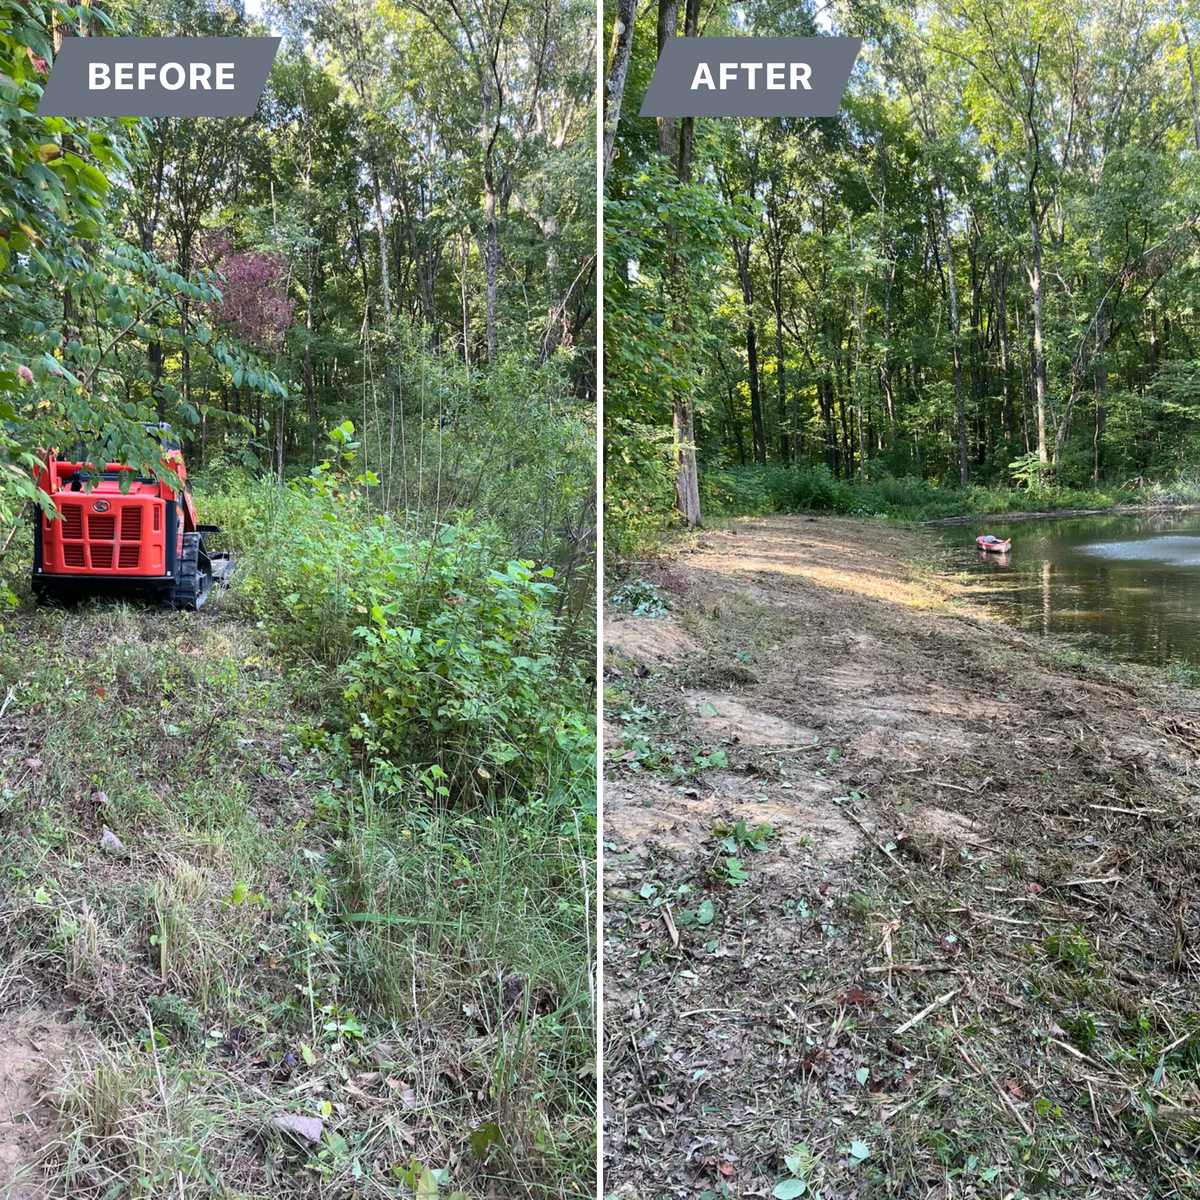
[
  {"xmin": 603, "ymin": 514, "xmax": 1200, "ymax": 1198},
  {"xmin": 924, "ymin": 502, "xmax": 1200, "ymax": 526}
]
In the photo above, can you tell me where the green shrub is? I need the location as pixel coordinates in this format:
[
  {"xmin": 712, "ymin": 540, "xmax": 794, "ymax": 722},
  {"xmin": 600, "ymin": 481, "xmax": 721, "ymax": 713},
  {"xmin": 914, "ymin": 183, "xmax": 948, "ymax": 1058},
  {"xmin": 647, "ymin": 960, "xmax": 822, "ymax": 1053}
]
[
  {"xmin": 690, "ymin": 463, "xmax": 1145, "ymax": 524},
  {"xmin": 211, "ymin": 426, "xmax": 594, "ymax": 798}
]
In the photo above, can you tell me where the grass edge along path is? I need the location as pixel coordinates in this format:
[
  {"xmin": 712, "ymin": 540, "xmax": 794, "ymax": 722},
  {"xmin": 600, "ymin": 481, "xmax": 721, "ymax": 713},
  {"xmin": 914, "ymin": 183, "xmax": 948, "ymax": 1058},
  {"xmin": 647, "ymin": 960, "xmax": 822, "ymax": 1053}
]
[{"xmin": 0, "ymin": 598, "xmax": 596, "ymax": 1200}]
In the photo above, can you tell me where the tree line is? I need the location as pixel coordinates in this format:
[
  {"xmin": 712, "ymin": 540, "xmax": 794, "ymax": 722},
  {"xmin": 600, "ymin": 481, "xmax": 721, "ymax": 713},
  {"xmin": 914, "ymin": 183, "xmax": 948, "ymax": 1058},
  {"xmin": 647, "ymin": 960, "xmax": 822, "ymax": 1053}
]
[{"xmin": 604, "ymin": 0, "xmax": 1200, "ymax": 532}]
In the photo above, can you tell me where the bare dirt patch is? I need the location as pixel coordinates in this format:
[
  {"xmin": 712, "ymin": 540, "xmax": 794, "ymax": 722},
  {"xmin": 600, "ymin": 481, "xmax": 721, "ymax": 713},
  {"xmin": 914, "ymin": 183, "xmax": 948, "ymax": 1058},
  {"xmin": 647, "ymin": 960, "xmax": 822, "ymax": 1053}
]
[
  {"xmin": 0, "ymin": 1007, "xmax": 75, "ymax": 1200},
  {"xmin": 681, "ymin": 690, "xmax": 817, "ymax": 746},
  {"xmin": 603, "ymin": 611, "xmax": 697, "ymax": 666},
  {"xmin": 607, "ymin": 770, "xmax": 860, "ymax": 866},
  {"xmin": 604, "ymin": 514, "xmax": 1200, "ymax": 1199}
]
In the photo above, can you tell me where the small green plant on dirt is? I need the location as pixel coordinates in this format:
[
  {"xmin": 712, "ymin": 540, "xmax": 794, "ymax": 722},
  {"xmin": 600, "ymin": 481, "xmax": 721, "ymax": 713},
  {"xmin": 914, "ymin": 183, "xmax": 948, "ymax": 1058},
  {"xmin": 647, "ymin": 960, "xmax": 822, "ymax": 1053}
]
[
  {"xmin": 675, "ymin": 897, "xmax": 716, "ymax": 929},
  {"xmin": 711, "ymin": 856, "xmax": 751, "ymax": 886},
  {"xmin": 620, "ymin": 735, "xmax": 687, "ymax": 778},
  {"xmin": 773, "ymin": 1141, "xmax": 824, "ymax": 1197},
  {"xmin": 692, "ymin": 746, "xmax": 728, "ymax": 770},
  {"xmin": 1063, "ymin": 1011, "xmax": 1100, "ymax": 1052},
  {"xmin": 610, "ymin": 578, "xmax": 672, "ymax": 618},
  {"xmin": 1044, "ymin": 928, "xmax": 1098, "ymax": 973},
  {"xmin": 714, "ymin": 818, "xmax": 774, "ymax": 854}
]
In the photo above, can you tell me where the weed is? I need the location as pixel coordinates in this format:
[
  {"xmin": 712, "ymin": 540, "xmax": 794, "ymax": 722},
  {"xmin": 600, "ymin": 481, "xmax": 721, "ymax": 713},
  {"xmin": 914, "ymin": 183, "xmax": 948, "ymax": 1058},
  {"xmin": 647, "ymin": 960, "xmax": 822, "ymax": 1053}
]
[
  {"xmin": 1045, "ymin": 928, "xmax": 1098, "ymax": 973},
  {"xmin": 610, "ymin": 578, "xmax": 673, "ymax": 618},
  {"xmin": 713, "ymin": 817, "xmax": 775, "ymax": 854}
]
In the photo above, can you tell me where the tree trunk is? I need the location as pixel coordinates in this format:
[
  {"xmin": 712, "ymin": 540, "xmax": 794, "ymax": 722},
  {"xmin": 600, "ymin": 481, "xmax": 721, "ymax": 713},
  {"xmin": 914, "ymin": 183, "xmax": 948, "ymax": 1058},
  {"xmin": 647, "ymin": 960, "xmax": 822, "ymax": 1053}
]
[
  {"xmin": 746, "ymin": 317, "xmax": 765, "ymax": 464},
  {"xmin": 1028, "ymin": 196, "xmax": 1049, "ymax": 464},
  {"xmin": 774, "ymin": 272, "xmax": 788, "ymax": 461},
  {"xmin": 837, "ymin": 382, "xmax": 851, "ymax": 480},
  {"xmin": 997, "ymin": 260, "xmax": 1013, "ymax": 438},
  {"xmin": 370, "ymin": 164, "xmax": 392, "ymax": 325},
  {"xmin": 655, "ymin": 0, "xmax": 678, "ymax": 169},
  {"xmin": 822, "ymin": 374, "xmax": 836, "ymax": 473},
  {"xmin": 657, "ymin": 0, "xmax": 700, "ymax": 526},
  {"xmin": 1094, "ymin": 305, "xmax": 1107, "ymax": 485},
  {"xmin": 854, "ymin": 281, "xmax": 866, "ymax": 483},
  {"xmin": 460, "ymin": 234, "xmax": 472, "ymax": 377},
  {"xmin": 602, "ymin": 0, "xmax": 637, "ymax": 180},
  {"xmin": 483, "ymin": 169, "xmax": 500, "ymax": 361},
  {"xmin": 305, "ymin": 242, "xmax": 317, "ymax": 460},
  {"xmin": 881, "ymin": 265, "xmax": 896, "ymax": 448},
  {"xmin": 1180, "ymin": 3, "xmax": 1200, "ymax": 152},
  {"xmin": 938, "ymin": 187, "xmax": 969, "ymax": 485}
]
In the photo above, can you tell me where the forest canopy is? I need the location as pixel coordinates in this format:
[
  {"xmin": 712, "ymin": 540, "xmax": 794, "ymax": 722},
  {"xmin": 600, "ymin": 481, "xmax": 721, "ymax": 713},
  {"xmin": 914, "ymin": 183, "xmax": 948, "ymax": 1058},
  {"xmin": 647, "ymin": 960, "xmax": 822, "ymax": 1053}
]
[
  {"xmin": 0, "ymin": 0, "xmax": 596, "ymax": 520},
  {"xmin": 604, "ymin": 0, "xmax": 1200, "ymax": 548}
]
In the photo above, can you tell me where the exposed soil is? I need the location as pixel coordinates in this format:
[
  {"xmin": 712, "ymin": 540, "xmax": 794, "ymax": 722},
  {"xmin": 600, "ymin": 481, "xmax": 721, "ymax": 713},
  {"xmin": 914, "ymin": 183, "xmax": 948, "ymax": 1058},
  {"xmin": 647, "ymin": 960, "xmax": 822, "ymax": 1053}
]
[
  {"xmin": 603, "ymin": 515, "xmax": 1200, "ymax": 1199},
  {"xmin": 0, "ymin": 1006, "xmax": 76, "ymax": 1199}
]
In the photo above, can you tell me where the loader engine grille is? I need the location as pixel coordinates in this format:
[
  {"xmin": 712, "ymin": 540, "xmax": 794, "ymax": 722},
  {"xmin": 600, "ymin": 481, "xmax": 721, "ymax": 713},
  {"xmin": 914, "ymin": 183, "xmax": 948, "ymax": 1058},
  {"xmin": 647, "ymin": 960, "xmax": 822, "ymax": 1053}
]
[
  {"xmin": 49, "ymin": 498, "xmax": 151, "ymax": 573},
  {"xmin": 61, "ymin": 504, "xmax": 83, "ymax": 539},
  {"xmin": 88, "ymin": 514, "xmax": 115, "ymax": 540}
]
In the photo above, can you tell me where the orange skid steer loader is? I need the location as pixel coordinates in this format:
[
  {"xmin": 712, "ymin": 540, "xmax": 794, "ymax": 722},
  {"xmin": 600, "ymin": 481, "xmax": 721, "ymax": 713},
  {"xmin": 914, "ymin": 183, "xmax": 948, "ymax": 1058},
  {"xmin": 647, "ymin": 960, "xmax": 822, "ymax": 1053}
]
[{"xmin": 32, "ymin": 430, "xmax": 231, "ymax": 610}]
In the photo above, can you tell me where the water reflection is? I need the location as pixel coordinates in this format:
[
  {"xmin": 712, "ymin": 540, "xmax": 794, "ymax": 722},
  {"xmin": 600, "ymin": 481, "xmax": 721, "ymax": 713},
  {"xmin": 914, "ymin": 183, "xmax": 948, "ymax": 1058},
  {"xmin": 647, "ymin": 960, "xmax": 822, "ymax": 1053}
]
[{"xmin": 934, "ymin": 512, "xmax": 1200, "ymax": 666}]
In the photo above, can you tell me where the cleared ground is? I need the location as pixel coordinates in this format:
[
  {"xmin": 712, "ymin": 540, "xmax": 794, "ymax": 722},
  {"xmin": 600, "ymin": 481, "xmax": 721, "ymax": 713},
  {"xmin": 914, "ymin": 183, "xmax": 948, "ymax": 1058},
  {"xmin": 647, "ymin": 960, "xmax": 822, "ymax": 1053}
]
[{"xmin": 603, "ymin": 515, "xmax": 1200, "ymax": 1199}]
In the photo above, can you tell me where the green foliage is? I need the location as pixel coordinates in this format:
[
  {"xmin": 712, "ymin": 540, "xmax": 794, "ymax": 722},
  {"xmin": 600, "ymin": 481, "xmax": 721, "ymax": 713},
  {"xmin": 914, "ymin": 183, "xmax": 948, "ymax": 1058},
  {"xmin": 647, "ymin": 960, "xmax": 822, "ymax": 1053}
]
[
  {"xmin": 0, "ymin": 1, "xmax": 285, "ymax": 522},
  {"xmin": 610, "ymin": 578, "xmax": 672, "ymax": 618},
  {"xmin": 220, "ymin": 433, "xmax": 593, "ymax": 798},
  {"xmin": 687, "ymin": 462, "xmax": 1141, "ymax": 525},
  {"xmin": 1044, "ymin": 928, "xmax": 1098, "ymax": 974},
  {"xmin": 604, "ymin": 419, "xmax": 677, "ymax": 558}
]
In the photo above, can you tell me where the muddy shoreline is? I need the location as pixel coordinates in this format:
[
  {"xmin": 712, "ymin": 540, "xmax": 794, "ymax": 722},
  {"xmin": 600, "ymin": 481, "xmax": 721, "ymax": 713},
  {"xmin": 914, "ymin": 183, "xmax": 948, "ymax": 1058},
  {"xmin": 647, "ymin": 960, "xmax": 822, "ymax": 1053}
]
[{"xmin": 923, "ymin": 501, "xmax": 1200, "ymax": 526}]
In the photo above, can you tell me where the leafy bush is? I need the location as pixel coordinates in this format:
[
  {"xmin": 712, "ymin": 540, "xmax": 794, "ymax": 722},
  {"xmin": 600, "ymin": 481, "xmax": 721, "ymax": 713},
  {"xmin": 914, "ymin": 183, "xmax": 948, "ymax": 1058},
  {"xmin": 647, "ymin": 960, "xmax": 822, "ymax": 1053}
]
[
  {"xmin": 210, "ymin": 425, "xmax": 593, "ymax": 798},
  {"xmin": 610, "ymin": 579, "xmax": 672, "ymax": 618}
]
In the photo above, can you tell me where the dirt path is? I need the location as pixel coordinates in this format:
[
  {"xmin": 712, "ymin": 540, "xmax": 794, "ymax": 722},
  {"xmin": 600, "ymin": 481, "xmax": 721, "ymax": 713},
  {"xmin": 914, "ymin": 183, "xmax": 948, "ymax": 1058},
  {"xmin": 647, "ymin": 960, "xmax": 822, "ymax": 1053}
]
[
  {"xmin": 603, "ymin": 515, "xmax": 1200, "ymax": 1199},
  {"xmin": 0, "ymin": 1004, "xmax": 76, "ymax": 1199}
]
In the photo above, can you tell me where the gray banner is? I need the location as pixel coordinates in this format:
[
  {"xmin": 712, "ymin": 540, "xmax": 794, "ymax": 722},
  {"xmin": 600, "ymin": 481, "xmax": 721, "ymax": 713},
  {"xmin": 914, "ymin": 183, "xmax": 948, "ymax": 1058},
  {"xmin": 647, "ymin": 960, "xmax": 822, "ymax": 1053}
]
[
  {"xmin": 639, "ymin": 36, "xmax": 860, "ymax": 118},
  {"xmin": 38, "ymin": 37, "xmax": 280, "ymax": 118}
]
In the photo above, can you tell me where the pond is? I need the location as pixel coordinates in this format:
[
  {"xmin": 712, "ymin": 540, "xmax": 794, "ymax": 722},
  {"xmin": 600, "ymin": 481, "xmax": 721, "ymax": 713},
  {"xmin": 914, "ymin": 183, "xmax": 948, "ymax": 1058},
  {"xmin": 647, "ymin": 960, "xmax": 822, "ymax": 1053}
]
[{"xmin": 933, "ymin": 511, "xmax": 1200, "ymax": 668}]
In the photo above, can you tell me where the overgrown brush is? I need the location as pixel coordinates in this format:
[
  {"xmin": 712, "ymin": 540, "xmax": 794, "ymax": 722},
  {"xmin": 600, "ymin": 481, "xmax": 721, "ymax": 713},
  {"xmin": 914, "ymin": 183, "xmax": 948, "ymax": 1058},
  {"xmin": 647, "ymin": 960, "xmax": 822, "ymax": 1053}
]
[
  {"xmin": 0, "ymin": 600, "xmax": 595, "ymax": 1197},
  {"xmin": 200, "ymin": 425, "xmax": 594, "ymax": 801}
]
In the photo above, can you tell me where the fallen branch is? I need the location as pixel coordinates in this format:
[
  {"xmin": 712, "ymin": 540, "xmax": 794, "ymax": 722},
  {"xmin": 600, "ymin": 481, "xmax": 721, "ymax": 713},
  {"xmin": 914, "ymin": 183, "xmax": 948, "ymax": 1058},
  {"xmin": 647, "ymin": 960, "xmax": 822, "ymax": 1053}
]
[
  {"xmin": 894, "ymin": 988, "xmax": 959, "ymax": 1035},
  {"xmin": 864, "ymin": 963, "xmax": 956, "ymax": 975},
  {"xmin": 1047, "ymin": 1037, "xmax": 1110, "ymax": 1072},
  {"xmin": 844, "ymin": 809, "xmax": 910, "ymax": 875},
  {"xmin": 995, "ymin": 1079, "xmax": 1035, "ymax": 1137}
]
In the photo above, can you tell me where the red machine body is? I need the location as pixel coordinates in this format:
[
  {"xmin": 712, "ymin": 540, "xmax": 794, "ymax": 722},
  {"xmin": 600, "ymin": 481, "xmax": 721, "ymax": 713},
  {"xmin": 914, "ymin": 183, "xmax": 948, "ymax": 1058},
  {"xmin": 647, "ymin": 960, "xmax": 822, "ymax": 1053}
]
[{"xmin": 31, "ymin": 437, "xmax": 228, "ymax": 609}]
